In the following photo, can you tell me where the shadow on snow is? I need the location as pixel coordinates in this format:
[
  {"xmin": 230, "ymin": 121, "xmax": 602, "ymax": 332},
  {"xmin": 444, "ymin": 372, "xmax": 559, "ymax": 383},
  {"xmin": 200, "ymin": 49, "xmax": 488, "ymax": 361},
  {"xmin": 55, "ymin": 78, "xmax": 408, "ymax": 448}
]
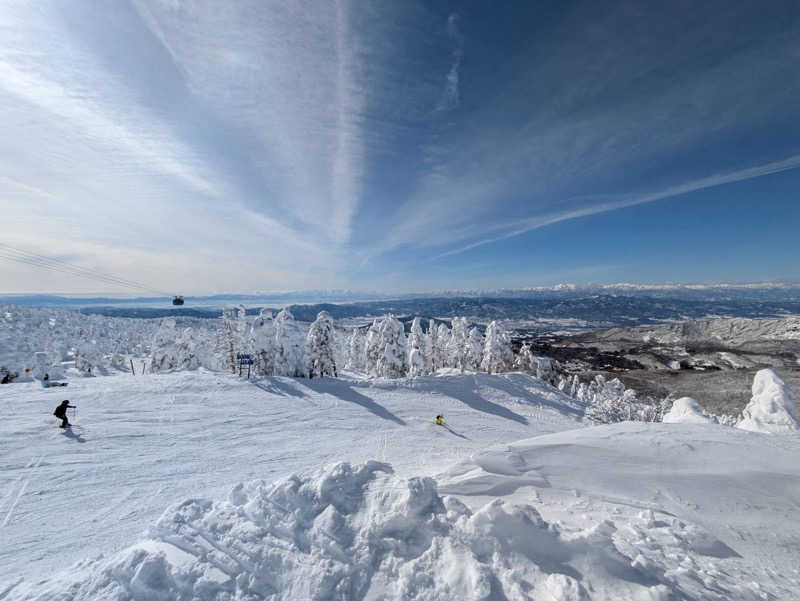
[
  {"xmin": 407, "ymin": 376, "xmax": 530, "ymax": 425},
  {"xmin": 301, "ymin": 378, "xmax": 407, "ymax": 426},
  {"xmin": 251, "ymin": 377, "xmax": 406, "ymax": 426},
  {"xmin": 62, "ymin": 426, "xmax": 86, "ymax": 443}
]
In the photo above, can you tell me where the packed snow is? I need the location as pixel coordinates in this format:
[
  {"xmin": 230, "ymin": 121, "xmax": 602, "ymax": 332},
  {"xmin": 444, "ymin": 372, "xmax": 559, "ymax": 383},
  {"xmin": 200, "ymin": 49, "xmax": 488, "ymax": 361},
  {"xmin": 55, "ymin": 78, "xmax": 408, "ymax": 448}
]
[
  {"xmin": 0, "ymin": 369, "xmax": 583, "ymax": 594},
  {"xmin": 736, "ymin": 368, "xmax": 800, "ymax": 433}
]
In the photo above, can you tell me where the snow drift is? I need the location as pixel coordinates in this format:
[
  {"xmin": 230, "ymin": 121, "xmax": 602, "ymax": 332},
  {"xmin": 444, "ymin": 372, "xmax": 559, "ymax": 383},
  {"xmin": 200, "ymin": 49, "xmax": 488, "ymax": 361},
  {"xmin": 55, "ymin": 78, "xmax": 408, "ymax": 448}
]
[
  {"xmin": 737, "ymin": 368, "xmax": 799, "ymax": 433},
  {"xmin": 662, "ymin": 397, "xmax": 716, "ymax": 424},
  {"xmin": 9, "ymin": 461, "xmax": 626, "ymax": 601},
  {"xmin": 10, "ymin": 426, "xmax": 800, "ymax": 601}
]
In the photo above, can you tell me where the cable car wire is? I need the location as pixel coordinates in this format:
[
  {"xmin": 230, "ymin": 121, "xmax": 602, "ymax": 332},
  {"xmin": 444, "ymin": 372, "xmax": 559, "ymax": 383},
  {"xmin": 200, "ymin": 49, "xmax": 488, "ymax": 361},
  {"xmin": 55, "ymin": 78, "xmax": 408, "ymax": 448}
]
[
  {"xmin": 0, "ymin": 242, "xmax": 171, "ymax": 296},
  {"xmin": 0, "ymin": 244, "xmax": 160, "ymax": 293}
]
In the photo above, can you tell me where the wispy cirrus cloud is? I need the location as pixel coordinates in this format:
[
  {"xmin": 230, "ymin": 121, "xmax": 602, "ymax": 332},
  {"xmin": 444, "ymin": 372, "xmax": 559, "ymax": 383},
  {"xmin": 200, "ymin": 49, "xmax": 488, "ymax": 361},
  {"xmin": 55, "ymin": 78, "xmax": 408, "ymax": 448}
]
[
  {"xmin": 370, "ymin": 2, "xmax": 800, "ymax": 264},
  {"xmin": 434, "ymin": 153, "xmax": 800, "ymax": 259},
  {"xmin": 131, "ymin": 0, "xmax": 368, "ymax": 244},
  {"xmin": 2, "ymin": 1, "xmax": 800, "ymax": 293},
  {"xmin": 436, "ymin": 13, "xmax": 463, "ymax": 112}
]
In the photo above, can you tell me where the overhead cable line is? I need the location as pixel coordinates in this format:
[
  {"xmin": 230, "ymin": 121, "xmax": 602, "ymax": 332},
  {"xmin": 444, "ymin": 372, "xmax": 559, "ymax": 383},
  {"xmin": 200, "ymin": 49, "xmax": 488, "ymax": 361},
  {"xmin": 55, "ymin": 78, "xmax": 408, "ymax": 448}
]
[
  {"xmin": 0, "ymin": 244, "xmax": 158, "ymax": 293},
  {"xmin": 0, "ymin": 242, "xmax": 170, "ymax": 296}
]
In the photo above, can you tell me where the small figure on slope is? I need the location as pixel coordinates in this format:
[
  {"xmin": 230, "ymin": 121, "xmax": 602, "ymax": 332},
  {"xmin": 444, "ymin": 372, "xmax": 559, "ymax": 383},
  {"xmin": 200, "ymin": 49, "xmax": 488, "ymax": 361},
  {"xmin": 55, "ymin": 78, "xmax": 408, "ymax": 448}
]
[
  {"xmin": 435, "ymin": 414, "xmax": 443, "ymax": 426},
  {"xmin": 53, "ymin": 400, "xmax": 75, "ymax": 428},
  {"xmin": 42, "ymin": 374, "xmax": 68, "ymax": 388}
]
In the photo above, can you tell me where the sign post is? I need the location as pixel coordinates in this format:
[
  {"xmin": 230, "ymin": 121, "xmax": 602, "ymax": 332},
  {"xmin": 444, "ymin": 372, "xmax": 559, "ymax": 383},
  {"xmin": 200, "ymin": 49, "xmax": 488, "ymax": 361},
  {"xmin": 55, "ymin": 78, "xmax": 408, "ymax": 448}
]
[{"xmin": 236, "ymin": 353, "xmax": 254, "ymax": 379}]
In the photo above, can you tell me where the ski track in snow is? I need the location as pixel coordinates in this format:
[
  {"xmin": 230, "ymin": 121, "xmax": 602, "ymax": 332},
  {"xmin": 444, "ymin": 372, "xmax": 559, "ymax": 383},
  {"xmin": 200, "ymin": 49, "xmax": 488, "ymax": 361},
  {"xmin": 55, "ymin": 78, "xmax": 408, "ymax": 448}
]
[{"xmin": 2, "ymin": 370, "xmax": 800, "ymax": 600}]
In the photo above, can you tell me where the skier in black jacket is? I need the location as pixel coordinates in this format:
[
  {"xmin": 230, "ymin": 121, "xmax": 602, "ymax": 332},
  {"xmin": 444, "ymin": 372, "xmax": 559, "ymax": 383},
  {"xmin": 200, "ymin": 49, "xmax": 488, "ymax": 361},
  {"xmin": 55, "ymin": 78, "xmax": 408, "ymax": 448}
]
[{"xmin": 53, "ymin": 400, "xmax": 75, "ymax": 428}]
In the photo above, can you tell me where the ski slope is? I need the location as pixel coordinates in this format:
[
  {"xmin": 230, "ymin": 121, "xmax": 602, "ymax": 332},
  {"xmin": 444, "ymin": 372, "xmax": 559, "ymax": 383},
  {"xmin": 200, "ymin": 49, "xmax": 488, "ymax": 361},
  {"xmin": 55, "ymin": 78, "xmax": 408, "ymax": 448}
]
[
  {"xmin": 0, "ymin": 369, "xmax": 582, "ymax": 589},
  {"xmin": 2, "ymin": 370, "xmax": 800, "ymax": 600}
]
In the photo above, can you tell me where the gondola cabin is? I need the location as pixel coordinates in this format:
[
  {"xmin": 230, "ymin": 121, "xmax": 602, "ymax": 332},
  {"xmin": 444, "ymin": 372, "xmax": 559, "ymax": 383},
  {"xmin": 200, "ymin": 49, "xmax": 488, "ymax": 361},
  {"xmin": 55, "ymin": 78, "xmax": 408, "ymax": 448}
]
[{"xmin": 172, "ymin": 295, "xmax": 184, "ymax": 306}]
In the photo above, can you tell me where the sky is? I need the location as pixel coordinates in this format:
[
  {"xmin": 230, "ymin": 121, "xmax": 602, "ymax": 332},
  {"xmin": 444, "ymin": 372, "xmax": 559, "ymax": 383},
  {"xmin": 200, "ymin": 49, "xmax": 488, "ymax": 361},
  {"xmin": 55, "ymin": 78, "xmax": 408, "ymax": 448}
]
[{"xmin": 1, "ymin": 0, "xmax": 800, "ymax": 295}]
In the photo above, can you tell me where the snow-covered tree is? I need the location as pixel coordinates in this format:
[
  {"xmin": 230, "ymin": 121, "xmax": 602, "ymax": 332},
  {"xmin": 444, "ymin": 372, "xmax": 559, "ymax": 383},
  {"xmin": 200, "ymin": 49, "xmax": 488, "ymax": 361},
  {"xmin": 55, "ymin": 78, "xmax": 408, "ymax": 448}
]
[
  {"xmin": 377, "ymin": 316, "xmax": 407, "ymax": 378},
  {"xmin": 533, "ymin": 356, "xmax": 554, "ymax": 382},
  {"xmin": 218, "ymin": 308, "xmax": 242, "ymax": 372},
  {"xmin": 569, "ymin": 374, "xmax": 580, "ymax": 397},
  {"xmin": 306, "ymin": 311, "xmax": 337, "ymax": 378},
  {"xmin": 365, "ymin": 319, "xmax": 382, "ymax": 376},
  {"xmin": 345, "ymin": 328, "xmax": 366, "ymax": 372},
  {"xmin": 446, "ymin": 317, "xmax": 469, "ymax": 372},
  {"xmin": 407, "ymin": 316, "xmax": 427, "ymax": 377},
  {"xmin": 274, "ymin": 308, "xmax": 305, "ymax": 377},
  {"xmin": 584, "ymin": 376, "xmax": 632, "ymax": 423},
  {"xmin": 425, "ymin": 320, "xmax": 440, "ymax": 373},
  {"xmin": 515, "ymin": 343, "xmax": 535, "ymax": 371},
  {"xmin": 75, "ymin": 342, "xmax": 104, "ymax": 376},
  {"xmin": 465, "ymin": 327, "xmax": 484, "ymax": 370},
  {"xmin": 251, "ymin": 309, "xmax": 276, "ymax": 376},
  {"xmin": 481, "ymin": 321, "xmax": 513, "ymax": 374},
  {"xmin": 150, "ymin": 324, "xmax": 200, "ymax": 373},
  {"xmin": 434, "ymin": 323, "xmax": 450, "ymax": 370}
]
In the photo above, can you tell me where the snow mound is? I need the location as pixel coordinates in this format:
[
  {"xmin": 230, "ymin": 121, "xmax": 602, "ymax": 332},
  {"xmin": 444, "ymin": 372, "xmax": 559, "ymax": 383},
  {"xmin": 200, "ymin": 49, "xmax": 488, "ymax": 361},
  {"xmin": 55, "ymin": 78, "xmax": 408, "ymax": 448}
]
[
  {"xmin": 737, "ymin": 369, "xmax": 799, "ymax": 434},
  {"xmin": 9, "ymin": 456, "xmax": 783, "ymax": 601},
  {"xmin": 662, "ymin": 397, "xmax": 716, "ymax": 424}
]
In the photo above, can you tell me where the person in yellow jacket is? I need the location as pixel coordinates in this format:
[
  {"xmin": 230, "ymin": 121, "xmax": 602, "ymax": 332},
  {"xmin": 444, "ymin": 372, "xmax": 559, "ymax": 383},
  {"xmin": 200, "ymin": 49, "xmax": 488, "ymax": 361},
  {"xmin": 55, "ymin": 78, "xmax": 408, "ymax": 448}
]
[{"xmin": 435, "ymin": 414, "xmax": 443, "ymax": 426}]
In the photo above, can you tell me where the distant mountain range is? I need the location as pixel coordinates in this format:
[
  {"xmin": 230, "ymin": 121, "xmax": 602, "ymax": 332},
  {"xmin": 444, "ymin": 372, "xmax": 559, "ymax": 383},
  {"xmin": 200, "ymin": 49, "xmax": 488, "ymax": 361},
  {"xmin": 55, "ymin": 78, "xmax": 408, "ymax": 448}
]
[{"xmin": 3, "ymin": 281, "xmax": 800, "ymax": 307}]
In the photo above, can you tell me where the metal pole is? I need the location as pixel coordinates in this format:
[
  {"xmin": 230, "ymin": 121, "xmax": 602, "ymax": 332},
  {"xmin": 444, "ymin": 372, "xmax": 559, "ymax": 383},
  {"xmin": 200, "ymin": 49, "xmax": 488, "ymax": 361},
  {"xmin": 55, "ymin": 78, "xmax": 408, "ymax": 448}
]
[{"xmin": 130, "ymin": 359, "xmax": 136, "ymax": 376}]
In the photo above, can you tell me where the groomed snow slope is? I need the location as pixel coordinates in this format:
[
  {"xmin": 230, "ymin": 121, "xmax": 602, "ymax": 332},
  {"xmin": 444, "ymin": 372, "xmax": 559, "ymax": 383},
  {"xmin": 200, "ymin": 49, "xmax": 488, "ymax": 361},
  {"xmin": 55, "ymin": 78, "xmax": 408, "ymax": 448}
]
[{"xmin": 0, "ymin": 370, "xmax": 583, "ymax": 589}]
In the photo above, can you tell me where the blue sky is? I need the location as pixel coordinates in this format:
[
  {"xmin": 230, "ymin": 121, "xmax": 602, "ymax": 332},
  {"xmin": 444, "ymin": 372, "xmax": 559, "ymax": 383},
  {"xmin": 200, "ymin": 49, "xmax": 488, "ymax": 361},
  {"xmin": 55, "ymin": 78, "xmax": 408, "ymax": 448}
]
[{"xmin": 1, "ymin": 0, "xmax": 799, "ymax": 294}]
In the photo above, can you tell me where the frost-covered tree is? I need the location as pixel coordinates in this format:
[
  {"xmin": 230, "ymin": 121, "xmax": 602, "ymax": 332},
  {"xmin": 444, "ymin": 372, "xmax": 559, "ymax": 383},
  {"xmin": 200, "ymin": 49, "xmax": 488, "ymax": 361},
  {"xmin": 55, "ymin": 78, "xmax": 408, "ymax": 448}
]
[
  {"xmin": 150, "ymin": 324, "xmax": 200, "ymax": 373},
  {"xmin": 218, "ymin": 308, "xmax": 243, "ymax": 372},
  {"xmin": 251, "ymin": 309, "xmax": 276, "ymax": 376},
  {"xmin": 74, "ymin": 345, "xmax": 98, "ymax": 376},
  {"xmin": 569, "ymin": 374, "xmax": 580, "ymax": 398},
  {"xmin": 435, "ymin": 323, "xmax": 451, "ymax": 370},
  {"xmin": 465, "ymin": 327, "xmax": 484, "ymax": 370},
  {"xmin": 515, "ymin": 343, "xmax": 535, "ymax": 371},
  {"xmin": 274, "ymin": 308, "xmax": 305, "ymax": 377},
  {"xmin": 306, "ymin": 311, "xmax": 337, "ymax": 378},
  {"xmin": 533, "ymin": 356, "xmax": 554, "ymax": 382},
  {"xmin": 447, "ymin": 317, "xmax": 469, "ymax": 372},
  {"xmin": 407, "ymin": 316, "xmax": 427, "ymax": 377},
  {"xmin": 345, "ymin": 328, "xmax": 366, "ymax": 372},
  {"xmin": 364, "ymin": 319, "xmax": 383, "ymax": 376},
  {"xmin": 376, "ymin": 315, "xmax": 407, "ymax": 378},
  {"xmin": 425, "ymin": 320, "xmax": 440, "ymax": 373},
  {"xmin": 584, "ymin": 376, "xmax": 633, "ymax": 423},
  {"xmin": 481, "ymin": 321, "xmax": 513, "ymax": 374}
]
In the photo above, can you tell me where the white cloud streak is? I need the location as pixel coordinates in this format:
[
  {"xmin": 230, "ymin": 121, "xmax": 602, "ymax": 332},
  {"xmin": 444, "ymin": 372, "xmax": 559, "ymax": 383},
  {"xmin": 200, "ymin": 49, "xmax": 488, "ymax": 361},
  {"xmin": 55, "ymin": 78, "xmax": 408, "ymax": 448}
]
[
  {"xmin": 132, "ymin": 0, "xmax": 367, "ymax": 244},
  {"xmin": 434, "ymin": 154, "xmax": 800, "ymax": 259}
]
